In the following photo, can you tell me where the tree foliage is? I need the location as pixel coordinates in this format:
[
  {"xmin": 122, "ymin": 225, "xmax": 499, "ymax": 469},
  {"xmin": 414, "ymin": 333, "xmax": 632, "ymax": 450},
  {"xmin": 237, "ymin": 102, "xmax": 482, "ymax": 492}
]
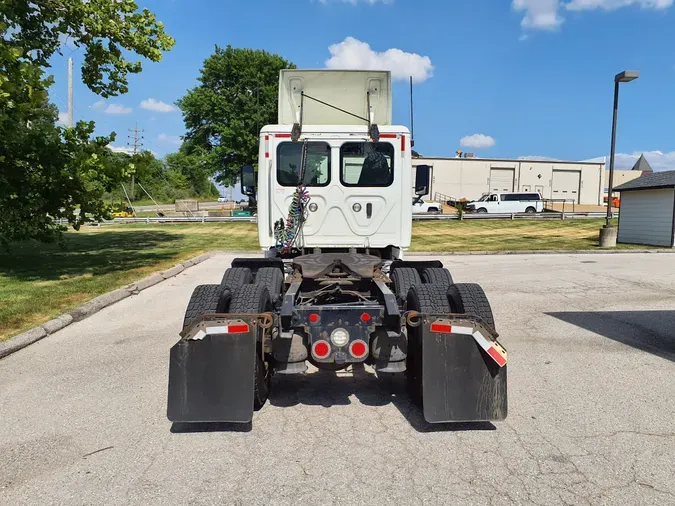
[
  {"xmin": 104, "ymin": 148, "xmax": 219, "ymax": 205},
  {"xmin": 0, "ymin": 0, "xmax": 174, "ymax": 244},
  {"xmin": 177, "ymin": 46, "xmax": 295, "ymax": 185}
]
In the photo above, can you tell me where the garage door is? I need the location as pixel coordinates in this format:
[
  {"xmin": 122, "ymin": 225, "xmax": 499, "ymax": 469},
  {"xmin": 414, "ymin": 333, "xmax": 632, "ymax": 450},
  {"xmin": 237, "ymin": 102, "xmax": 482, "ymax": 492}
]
[
  {"xmin": 552, "ymin": 170, "xmax": 581, "ymax": 203},
  {"xmin": 490, "ymin": 168, "xmax": 515, "ymax": 192}
]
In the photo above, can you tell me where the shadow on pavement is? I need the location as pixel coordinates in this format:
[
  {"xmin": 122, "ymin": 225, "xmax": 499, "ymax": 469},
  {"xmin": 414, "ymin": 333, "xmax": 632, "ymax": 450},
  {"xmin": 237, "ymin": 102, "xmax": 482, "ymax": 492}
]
[
  {"xmin": 170, "ymin": 421, "xmax": 252, "ymax": 433},
  {"xmin": 270, "ymin": 363, "xmax": 496, "ymax": 433},
  {"xmin": 547, "ymin": 310, "xmax": 675, "ymax": 362}
]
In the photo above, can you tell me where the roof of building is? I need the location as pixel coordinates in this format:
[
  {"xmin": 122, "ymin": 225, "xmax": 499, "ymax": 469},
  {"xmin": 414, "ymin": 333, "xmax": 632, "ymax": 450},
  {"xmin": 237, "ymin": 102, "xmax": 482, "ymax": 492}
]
[
  {"xmin": 631, "ymin": 154, "xmax": 653, "ymax": 173},
  {"xmin": 615, "ymin": 170, "xmax": 675, "ymax": 192},
  {"xmin": 414, "ymin": 156, "xmax": 605, "ymax": 166}
]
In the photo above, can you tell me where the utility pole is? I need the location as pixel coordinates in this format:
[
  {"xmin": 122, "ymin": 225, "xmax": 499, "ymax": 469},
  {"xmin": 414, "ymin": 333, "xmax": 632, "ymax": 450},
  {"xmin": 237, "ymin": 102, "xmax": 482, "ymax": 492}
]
[
  {"xmin": 67, "ymin": 58, "xmax": 74, "ymax": 127},
  {"xmin": 127, "ymin": 122, "xmax": 144, "ymax": 200}
]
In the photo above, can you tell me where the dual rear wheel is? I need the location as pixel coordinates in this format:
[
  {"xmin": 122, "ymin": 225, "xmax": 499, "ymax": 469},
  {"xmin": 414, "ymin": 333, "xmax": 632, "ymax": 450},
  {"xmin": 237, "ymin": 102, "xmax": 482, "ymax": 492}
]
[
  {"xmin": 183, "ymin": 266, "xmax": 284, "ymax": 411},
  {"xmin": 398, "ymin": 267, "xmax": 496, "ymax": 408}
]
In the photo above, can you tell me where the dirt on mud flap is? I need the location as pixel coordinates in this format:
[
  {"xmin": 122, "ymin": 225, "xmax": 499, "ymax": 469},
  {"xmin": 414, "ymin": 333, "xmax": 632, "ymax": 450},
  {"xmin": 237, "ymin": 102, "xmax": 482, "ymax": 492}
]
[
  {"xmin": 407, "ymin": 311, "xmax": 508, "ymax": 423},
  {"xmin": 167, "ymin": 313, "xmax": 273, "ymax": 423}
]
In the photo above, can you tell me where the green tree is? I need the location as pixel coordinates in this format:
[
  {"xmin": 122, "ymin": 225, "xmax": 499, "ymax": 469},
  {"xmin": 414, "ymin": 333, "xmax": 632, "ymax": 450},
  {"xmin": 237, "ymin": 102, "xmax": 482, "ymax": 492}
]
[
  {"xmin": 165, "ymin": 148, "xmax": 219, "ymax": 197},
  {"xmin": 177, "ymin": 46, "xmax": 295, "ymax": 185},
  {"xmin": 0, "ymin": 0, "xmax": 174, "ymax": 244}
]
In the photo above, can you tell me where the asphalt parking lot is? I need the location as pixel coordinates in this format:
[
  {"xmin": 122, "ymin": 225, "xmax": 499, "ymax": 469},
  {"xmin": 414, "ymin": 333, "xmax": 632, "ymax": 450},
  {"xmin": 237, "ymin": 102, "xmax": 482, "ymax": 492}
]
[{"xmin": 1, "ymin": 252, "xmax": 674, "ymax": 506}]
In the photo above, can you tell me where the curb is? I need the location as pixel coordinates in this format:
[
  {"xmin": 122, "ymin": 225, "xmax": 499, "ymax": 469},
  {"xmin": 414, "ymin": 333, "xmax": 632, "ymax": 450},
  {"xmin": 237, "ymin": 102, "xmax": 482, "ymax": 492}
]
[
  {"xmin": 407, "ymin": 249, "xmax": 675, "ymax": 256},
  {"xmin": 0, "ymin": 251, "xmax": 216, "ymax": 360}
]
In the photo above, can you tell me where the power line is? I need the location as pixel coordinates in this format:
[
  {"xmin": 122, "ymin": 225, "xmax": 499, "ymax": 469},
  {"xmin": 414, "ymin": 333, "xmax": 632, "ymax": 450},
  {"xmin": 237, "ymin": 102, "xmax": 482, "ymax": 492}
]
[{"xmin": 127, "ymin": 122, "xmax": 144, "ymax": 199}]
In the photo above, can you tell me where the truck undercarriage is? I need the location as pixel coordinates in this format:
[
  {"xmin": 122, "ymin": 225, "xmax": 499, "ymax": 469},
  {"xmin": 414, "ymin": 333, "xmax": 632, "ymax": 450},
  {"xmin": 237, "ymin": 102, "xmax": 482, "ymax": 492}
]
[{"xmin": 167, "ymin": 254, "xmax": 507, "ymax": 425}]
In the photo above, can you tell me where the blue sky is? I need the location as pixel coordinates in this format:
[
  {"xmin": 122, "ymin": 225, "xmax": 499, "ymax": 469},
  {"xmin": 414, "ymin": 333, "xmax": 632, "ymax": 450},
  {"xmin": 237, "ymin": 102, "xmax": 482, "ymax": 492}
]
[{"xmin": 49, "ymin": 0, "xmax": 675, "ymax": 171}]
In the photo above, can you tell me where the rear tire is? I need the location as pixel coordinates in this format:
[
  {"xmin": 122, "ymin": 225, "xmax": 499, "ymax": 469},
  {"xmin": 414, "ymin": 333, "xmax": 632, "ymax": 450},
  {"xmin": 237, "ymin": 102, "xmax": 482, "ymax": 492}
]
[
  {"xmin": 182, "ymin": 284, "xmax": 230, "ymax": 331},
  {"xmin": 447, "ymin": 283, "xmax": 496, "ymax": 329},
  {"xmin": 405, "ymin": 284, "xmax": 451, "ymax": 405},
  {"xmin": 255, "ymin": 267, "xmax": 284, "ymax": 304},
  {"xmin": 391, "ymin": 268, "xmax": 422, "ymax": 307},
  {"xmin": 228, "ymin": 283, "xmax": 272, "ymax": 410},
  {"xmin": 525, "ymin": 206, "xmax": 536, "ymax": 214},
  {"xmin": 421, "ymin": 267, "xmax": 454, "ymax": 288},
  {"xmin": 220, "ymin": 267, "xmax": 253, "ymax": 291}
]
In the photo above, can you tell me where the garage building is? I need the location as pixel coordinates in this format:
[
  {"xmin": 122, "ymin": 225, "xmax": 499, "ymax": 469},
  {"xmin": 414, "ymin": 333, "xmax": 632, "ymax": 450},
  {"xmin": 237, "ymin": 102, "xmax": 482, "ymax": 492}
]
[
  {"xmin": 615, "ymin": 171, "xmax": 675, "ymax": 248},
  {"xmin": 412, "ymin": 156, "xmax": 606, "ymax": 205}
]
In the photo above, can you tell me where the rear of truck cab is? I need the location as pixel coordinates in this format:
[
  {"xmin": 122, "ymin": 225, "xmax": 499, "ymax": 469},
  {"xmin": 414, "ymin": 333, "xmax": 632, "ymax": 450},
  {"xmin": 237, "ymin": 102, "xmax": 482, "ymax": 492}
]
[{"xmin": 256, "ymin": 125, "xmax": 412, "ymax": 255}]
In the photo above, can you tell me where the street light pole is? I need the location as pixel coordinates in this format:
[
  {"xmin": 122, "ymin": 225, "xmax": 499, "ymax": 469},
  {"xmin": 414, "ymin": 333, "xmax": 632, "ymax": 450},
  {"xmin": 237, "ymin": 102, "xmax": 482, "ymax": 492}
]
[
  {"xmin": 605, "ymin": 70, "xmax": 639, "ymax": 227},
  {"xmin": 605, "ymin": 80, "xmax": 620, "ymax": 227}
]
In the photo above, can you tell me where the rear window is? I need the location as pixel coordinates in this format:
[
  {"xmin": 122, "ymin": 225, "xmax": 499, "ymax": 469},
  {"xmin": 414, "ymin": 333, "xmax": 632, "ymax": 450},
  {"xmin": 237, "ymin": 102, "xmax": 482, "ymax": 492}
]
[
  {"xmin": 277, "ymin": 142, "xmax": 331, "ymax": 187},
  {"xmin": 340, "ymin": 142, "xmax": 394, "ymax": 187}
]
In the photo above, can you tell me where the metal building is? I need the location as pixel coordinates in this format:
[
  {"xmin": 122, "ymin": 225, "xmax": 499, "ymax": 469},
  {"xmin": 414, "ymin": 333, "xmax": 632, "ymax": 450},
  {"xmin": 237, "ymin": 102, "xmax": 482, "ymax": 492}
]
[
  {"xmin": 412, "ymin": 157, "xmax": 606, "ymax": 206},
  {"xmin": 615, "ymin": 171, "xmax": 675, "ymax": 247}
]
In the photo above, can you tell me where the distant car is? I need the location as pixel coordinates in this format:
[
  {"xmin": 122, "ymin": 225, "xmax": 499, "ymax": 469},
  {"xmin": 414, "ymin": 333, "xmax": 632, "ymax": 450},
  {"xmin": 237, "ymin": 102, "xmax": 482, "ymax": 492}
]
[
  {"xmin": 412, "ymin": 199, "xmax": 443, "ymax": 214},
  {"xmin": 464, "ymin": 192, "xmax": 544, "ymax": 214},
  {"xmin": 217, "ymin": 197, "xmax": 227, "ymax": 203}
]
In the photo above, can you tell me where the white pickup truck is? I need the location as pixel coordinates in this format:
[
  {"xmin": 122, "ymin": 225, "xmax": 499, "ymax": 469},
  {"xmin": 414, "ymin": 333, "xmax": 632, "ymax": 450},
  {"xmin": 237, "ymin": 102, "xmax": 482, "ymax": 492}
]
[{"xmin": 412, "ymin": 198, "xmax": 442, "ymax": 214}]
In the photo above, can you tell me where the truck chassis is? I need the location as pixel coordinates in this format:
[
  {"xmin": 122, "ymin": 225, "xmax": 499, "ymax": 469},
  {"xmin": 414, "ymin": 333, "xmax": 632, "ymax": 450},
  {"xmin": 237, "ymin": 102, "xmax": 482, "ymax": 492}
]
[{"xmin": 167, "ymin": 254, "xmax": 507, "ymax": 426}]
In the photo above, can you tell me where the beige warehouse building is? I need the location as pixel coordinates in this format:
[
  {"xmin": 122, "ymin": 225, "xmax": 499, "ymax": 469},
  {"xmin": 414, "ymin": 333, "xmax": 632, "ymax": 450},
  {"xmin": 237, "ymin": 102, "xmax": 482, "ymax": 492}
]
[{"xmin": 412, "ymin": 156, "xmax": 607, "ymax": 205}]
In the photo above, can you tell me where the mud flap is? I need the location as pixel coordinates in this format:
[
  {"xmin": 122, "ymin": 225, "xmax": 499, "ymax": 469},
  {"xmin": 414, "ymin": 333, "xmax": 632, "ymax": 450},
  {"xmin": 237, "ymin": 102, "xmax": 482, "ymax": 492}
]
[
  {"xmin": 421, "ymin": 318, "xmax": 507, "ymax": 423},
  {"xmin": 167, "ymin": 322, "xmax": 257, "ymax": 423}
]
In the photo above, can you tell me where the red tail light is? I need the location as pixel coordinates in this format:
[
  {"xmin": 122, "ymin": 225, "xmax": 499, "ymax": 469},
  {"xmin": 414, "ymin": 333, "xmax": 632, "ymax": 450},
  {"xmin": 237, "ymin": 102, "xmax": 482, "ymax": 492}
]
[
  {"xmin": 312, "ymin": 340, "xmax": 331, "ymax": 359},
  {"xmin": 360, "ymin": 313, "xmax": 371, "ymax": 323},
  {"xmin": 309, "ymin": 313, "xmax": 320, "ymax": 323},
  {"xmin": 349, "ymin": 340, "xmax": 368, "ymax": 359}
]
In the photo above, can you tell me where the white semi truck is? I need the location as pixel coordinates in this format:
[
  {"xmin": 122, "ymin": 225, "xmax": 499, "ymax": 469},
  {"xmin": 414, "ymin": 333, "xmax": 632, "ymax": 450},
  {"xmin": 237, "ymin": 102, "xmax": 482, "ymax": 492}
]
[{"xmin": 167, "ymin": 70, "xmax": 507, "ymax": 425}]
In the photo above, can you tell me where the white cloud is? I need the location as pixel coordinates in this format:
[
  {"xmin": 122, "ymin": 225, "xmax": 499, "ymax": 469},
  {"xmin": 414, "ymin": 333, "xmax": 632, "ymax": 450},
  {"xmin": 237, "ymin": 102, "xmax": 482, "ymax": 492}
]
[
  {"xmin": 518, "ymin": 155, "xmax": 563, "ymax": 161},
  {"xmin": 325, "ymin": 37, "xmax": 434, "ymax": 83},
  {"xmin": 460, "ymin": 134, "xmax": 496, "ymax": 150},
  {"xmin": 513, "ymin": 0, "xmax": 672, "ymax": 31},
  {"xmin": 91, "ymin": 100, "xmax": 105, "ymax": 110},
  {"xmin": 57, "ymin": 111, "xmax": 69, "ymax": 125},
  {"xmin": 108, "ymin": 144, "xmax": 158, "ymax": 157},
  {"xmin": 513, "ymin": 0, "xmax": 564, "ymax": 29},
  {"xmin": 140, "ymin": 98, "xmax": 177, "ymax": 113},
  {"xmin": 566, "ymin": 0, "xmax": 673, "ymax": 11},
  {"xmin": 587, "ymin": 151, "xmax": 675, "ymax": 171},
  {"xmin": 105, "ymin": 103, "xmax": 132, "ymax": 114},
  {"xmin": 158, "ymin": 133, "xmax": 183, "ymax": 146},
  {"xmin": 108, "ymin": 145, "xmax": 135, "ymax": 155}
]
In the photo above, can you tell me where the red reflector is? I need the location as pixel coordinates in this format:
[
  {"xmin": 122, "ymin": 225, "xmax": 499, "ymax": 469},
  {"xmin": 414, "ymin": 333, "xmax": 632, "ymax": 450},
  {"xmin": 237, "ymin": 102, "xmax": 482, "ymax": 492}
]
[
  {"xmin": 487, "ymin": 347, "xmax": 507, "ymax": 367},
  {"xmin": 379, "ymin": 133, "xmax": 397, "ymax": 139},
  {"xmin": 275, "ymin": 133, "xmax": 291, "ymax": 138},
  {"xmin": 360, "ymin": 313, "xmax": 371, "ymax": 322},
  {"xmin": 401, "ymin": 135, "xmax": 406, "ymax": 152},
  {"xmin": 313, "ymin": 341, "xmax": 330, "ymax": 359},
  {"xmin": 309, "ymin": 313, "xmax": 319, "ymax": 323},
  {"xmin": 227, "ymin": 324, "xmax": 249, "ymax": 333},
  {"xmin": 430, "ymin": 322, "xmax": 452, "ymax": 333},
  {"xmin": 349, "ymin": 340, "xmax": 368, "ymax": 358}
]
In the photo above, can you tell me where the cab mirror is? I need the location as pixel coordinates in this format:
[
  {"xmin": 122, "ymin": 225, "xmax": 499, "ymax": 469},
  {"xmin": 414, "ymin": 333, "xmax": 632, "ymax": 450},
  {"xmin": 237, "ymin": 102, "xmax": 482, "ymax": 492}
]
[
  {"xmin": 240, "ymin": 165, "xmax": 256, "ymax": 193},
  {"xmin": 414, "ymin": 165, "xmax": 430, "ymax": 196}
]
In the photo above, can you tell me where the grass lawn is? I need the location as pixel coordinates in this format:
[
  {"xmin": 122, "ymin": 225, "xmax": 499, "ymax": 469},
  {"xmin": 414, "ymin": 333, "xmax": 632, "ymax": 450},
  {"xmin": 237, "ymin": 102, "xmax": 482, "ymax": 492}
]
[
  {"xmin": 0, "ymin": 219, "xmax": 650, "ymax": 341},
  {"xmin": 410, "ymin": 218, "xmax": 639, "ymax": 252},
  {"xmin": 0, "ymin": 223, "xmax": 258, "ymax": 341}
]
